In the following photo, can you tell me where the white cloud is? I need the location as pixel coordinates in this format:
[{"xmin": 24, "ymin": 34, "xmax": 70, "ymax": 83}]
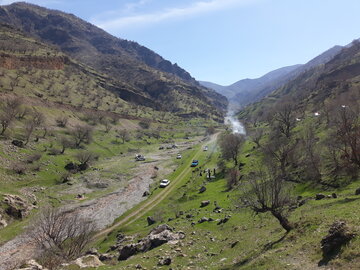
[{"xmin": 94, "ymin": 0, "xmax": 258, "ymax": 31}]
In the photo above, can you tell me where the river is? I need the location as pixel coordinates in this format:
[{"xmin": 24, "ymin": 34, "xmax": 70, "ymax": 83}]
[{"xmin": 224, "ymin": 111, "xmax": 246, "ymax": 135}]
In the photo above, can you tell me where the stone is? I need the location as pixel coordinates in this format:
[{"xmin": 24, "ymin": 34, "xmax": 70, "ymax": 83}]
[
  {"xmin": 231, "ymin": 241, "xmax": 239, "ymax": 248},
  {"xmin": 332, "ymin": 193, "xmax": 337, "ymax": 199},
  {"xmin": 0, "ymin": 214, "xmax": 7, "ymax": 228},
  {"xmin": 200, "ymin": 200, "xmax": 210, "ymax": 207},
  {"xmin": 158, "ymin": 257, "xmax": 172, "ymax": 266},
  {"xmin": 99, "ymin": 253, "xmax": 115, "ymax": 261},
  {"xmin": 315, "ymin": 194, "xmax": 326, "ymax": 200},
  {"xmin": 15, "ymin": 260, "xmax": 47, "ymax": 270},
  {"xmin": 147, "ymin": 216, "xmax": 156, "ymax": 226},
  {"xmin": 86, "ymin": 248, "xmax": 100, "ymax": 256},
  {"xmin": 3, "ymin": 194, "xmax": 35, "ymax": 219},
  {"xmin": 199, "ymin": 186, "xmax": 207, "ymax": 193},
  {"xmin": 74, "ymin": 255, "xmax": 104, "ymax": 268},
  {"xmin": 143, "ymin": 191, "xmax": 150, "ymax": 197},
  {"xmin": 355, "ymin": 188, "xmax": 360, "ymax": 195},
  {"xmin": 12, "ymin": 140, "xmax": 24, "ymax": 148},
  {"xmin": 64, "ymin": 162, "xmax": 78, "ymax": 171},
  {"xmin": 198, "ymin": 217, "xmax": 209, "ymax": 223}
]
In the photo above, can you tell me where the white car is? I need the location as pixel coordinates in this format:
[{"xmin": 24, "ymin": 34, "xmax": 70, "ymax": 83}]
[
  {"xmin": 204, "ymin": 146, "xmax": 208, "ymax": 151},
  {"xmin": 160, "ymin": 179, "xmax": 170, "ymax": 188},
  {"xmin": 177, "ymin": 154, "xmax": 182, "ymax": 159}
]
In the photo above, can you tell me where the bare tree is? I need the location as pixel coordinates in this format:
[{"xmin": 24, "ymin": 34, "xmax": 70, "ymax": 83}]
[
  {"xmin": 23, "ymin": 110, "xmax": 45, "ymax": 145},
  {"xmin": 75, "ymin": 151, "xmax": 98, "ymax": 170},
  {"xmin": 226, "ymin": 168, "xmax": 241, "ymax": 190},
  {"xmin": 31, "ymin": 208, "xmax": 94, "ymax": 266},
  {"xmin": 102, "ymin": 118, "xmax": 112, "ymax": 133},
  {"xmin": 117, "ymin": 129, "xmax": 130, "ymax": 144},
  {"xmin": 55, "ymin": 116, "xmax": 68, "ymax": 128},
  {"xmin": 249, "ymin": 127, "xmax": 264, "ymax": 148},
  {"xmin": 219, "ymin": 133, "xmax": 245, "ymax": 166},
  {"xmin": 0, "ymin": 97, "xmax": 23, "ymax": 135},
  {"xmin": 59, "ymin": 136, "xmax": 73, "ymax": 154},
  {"xmin": 240, "ymin": 165, "xmax": 294, "ymax": 232},
  {"xmin": 71, "ymin": 124, "xmax": 93, "ymax": 148},
  {"xmin": 301, "ymin": 123, "xmax": 321, "ymax": 182},
  {"xmin": 271, "ymin": 101, "xmax": 296, "ymax": 138}
]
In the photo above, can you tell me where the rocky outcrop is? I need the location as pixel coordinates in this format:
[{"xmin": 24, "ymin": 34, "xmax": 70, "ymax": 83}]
[
  {"xmin": 15, "ymin": 260, "xmax": 47, "ymax": 270},
  {"xmin": 73, "ymin": 255, "xmax": 104, "ymax": 268},
  {"xmin": 0, "ymin": 53, "xmax": 68, "ymax": 70},
  {"xmin": 118, "ymin": 224, "xmax": 185, "ymax": 261},
  {"xmin": 3, "ymin": 194, "xmax": 36, "ymax": 219},
  {"xmin": 0, "ymin": 214, "xmax": 7, "ymax": 228}
]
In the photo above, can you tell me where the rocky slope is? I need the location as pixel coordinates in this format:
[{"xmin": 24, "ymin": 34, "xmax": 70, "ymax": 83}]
[{"xmin": 0, "ymin": 2, "xmax": 227, "ymax": 118}]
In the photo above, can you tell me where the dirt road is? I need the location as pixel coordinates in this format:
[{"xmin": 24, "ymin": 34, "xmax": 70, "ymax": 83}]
[{"xmin": 0, "ymin": 135, "xmax": 215, "ymax": 270}]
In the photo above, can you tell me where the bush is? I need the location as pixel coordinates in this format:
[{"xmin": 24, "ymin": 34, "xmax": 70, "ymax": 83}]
[{"xmin": 11, "ymin": 162, "xmax": 26, "ymax": 174}]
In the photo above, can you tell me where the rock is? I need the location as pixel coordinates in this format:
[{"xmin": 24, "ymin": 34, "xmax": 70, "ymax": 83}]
[
  {"xmin": 315, "ymin": 194, "xmax": 326, "ymax": 200},
  {"xmin": 99, "ymin": 253, "xmax": 115, "ymax": 261},
  {"xmin": 186, "ymin": 214, "xmax": 194, "ymax": 219},
  {"xmin": 118, "ymin": 224, "xmax": 185, "ymax": 261},
  {"xmin": 200, "ymin": 200, "xmax": 210, "ymax": 207},
  {"xmin": 147, "ymin": 216, "xmax": 156, "ymax": 226},
  {"xmin": 199, "ymin": 186, "xmax": 207, "ymax": 193},
  {"xmin": 135, "ymin": 264, "xmax": 143, "ymax": 269},
  {"xmin": 3, "ymin": 194, "xmax": 35, "ymax": 219},
  {"xmin": 64, "ymin": 162, "xmax": 78, "ymax": 171},
  {"xmin": 158, "ymin": 257, "xmax": 172, "ymax": 266},
  {"xmin": 74, "ymin": 255, "xmax": 104, "ymax": 268},
  {"xmin": 143, "ymin": 191, "xmax": 150, "ymax": 197},
  {"xmin": 231, "ymin": 241, "xmax": 239, "ymax": 248},
  {"xmin": 86, "ymin": 248, "xmax": 100, "ymax": 256},
  {"xmin": 217, "ymin": 216, "xmax": 231, "ymax": 225},
  {"xmin": 198, "ymin": 217, "xmax": 209, "ymax": 223},
  {"xmin": 321, "ymin": 221, "xmax": 356, "ymax": 256},
  {"xmin": 355, "ymin": 188, "xmax": 360, "ymax": 195},
  {"xmin": 12, "ymin": 140, "xmax": 24, "ymax": 148},
  {"xmin": 332, "ymin": 193, "xmax": 337, "ymax": 199},
  {"xmin": 245, "ymin": 154, "xmax": 251, "ymax": 158},
  {"xmin": 15, "ymin": 260, "xmax": 47, "ymax": 270},
  {"xmin": 0, "ymin": 214, "xmax": 7, "ymax": 228}
]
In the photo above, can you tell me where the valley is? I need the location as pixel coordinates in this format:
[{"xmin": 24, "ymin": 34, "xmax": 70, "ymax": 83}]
[{"xmin": 0, "ymin": 1, "xmax": 360, "ymax": 270}]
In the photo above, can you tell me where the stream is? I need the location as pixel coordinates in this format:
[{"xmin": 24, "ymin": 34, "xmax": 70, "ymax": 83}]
[{"xmin": 224, "ymin": 110, "xmax": 246, "ymax": 135}]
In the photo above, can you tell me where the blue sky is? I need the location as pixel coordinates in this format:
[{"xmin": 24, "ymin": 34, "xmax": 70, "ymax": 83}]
[{"xmin": 1, "ymin": 0, "xmax": 360, "ymax": 85}]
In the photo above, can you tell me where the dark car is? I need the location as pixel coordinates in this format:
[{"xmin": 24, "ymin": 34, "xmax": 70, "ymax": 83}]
[{"xmin": 191, "ymin": 160, "xmax": 199, "ymax": 167}]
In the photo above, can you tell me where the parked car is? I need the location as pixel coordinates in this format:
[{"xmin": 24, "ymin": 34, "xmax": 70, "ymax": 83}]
[
  {"xmin": 191, "ymin": 160, "xmax": 199, "ymax": 167},
  {"xmin": 177, "ymin": 154, "xmax": 182, "ymax": 159},
  {"xmin": 203, "ymin": 146, "xmax": 208, "ymax": 151},
  {"xmin": 160, "ymin": 179, "xmax": 170, "ymax": 188},
  {"xmin": 135, "ymin": 154, "xmax": 145, "ymax": 161}
]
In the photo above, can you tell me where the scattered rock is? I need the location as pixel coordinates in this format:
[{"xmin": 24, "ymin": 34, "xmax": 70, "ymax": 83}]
[
  {"xmin": 0, "ymin": 214, "xmax": 7, "ymax": 228},
  {"xmin": 355, "ymin": 188, "xmax": 360, "ymax": 195},
  {"xmin": 332, "ymin": 193, "xmax": 337, "ymax": 199},
  {"xmin": 186, "ymin": 214, "xmax": 194, "ymax": 219},
  {"xmin": 86, "ymin": 248, "xmax": 100, "ymax": 256},
  {"xmin": 99, "ymin": 253, "xmax": 115, "ymax": 261},
  {"xmin": 143, "ymin": 191, "xmax": 150, "ymax": 197},
  {"xmin": 64, "ymin": 162, "xmax": 78, "ymax": 172},
  {"xmin": 135, "ymin": 264, "xmax": 143, "ymax": 269},
  {"xmin": 15, "ymin": 260, "xmax": 46, "ymax": 270},
  {"xmin": 147, "ymin": 216, "xmax": 156, "ymax": 226},
  {"xmin": 321, "ymin": 221, "xmax": 356, "ymax": 257},
  {"xmin": 200, "ymin": 200, "xmax": 210, "ymax": 207},
  {"xmin": 245, "ymin": 154, "xmax": 251, "ymax": 158},
  {"xmin": 315, "ymin": 194, "xmax": 326, "ymax": 200},
  {"xmin": 231, "ymin": 241, "xmax": 239, "ymax": 248},
  {"xmin": 158, "ymin": 257, "xmax": 172, "ymax": 266},
  {"xmin": 199, "ymin": 186, "xmax": 207, "ymax": 193},
  {"xmin": 74, "ymin": 255, "xmax": 104, "ymax": 268},
  {"xmin": 12, "ymin": 140, "xmax": 24, "ymax": 148},
  {"xmin": 217, "ymin": 216, "xmax": 231, "ymax": 225}
]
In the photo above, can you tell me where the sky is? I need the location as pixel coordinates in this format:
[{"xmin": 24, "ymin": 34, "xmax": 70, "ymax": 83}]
[{"xmin": 1, "ymin": 0, "xmax": 360, "ymax": 85}]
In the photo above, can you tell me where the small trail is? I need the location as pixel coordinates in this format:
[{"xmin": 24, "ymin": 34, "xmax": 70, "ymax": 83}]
[
  {"xmin": 94, "ymin": 133, "xmax": 218, "ymax": 238},
  {"xmin": 0, "ymin": 135, "xmax": 215, "ymax": 270}
]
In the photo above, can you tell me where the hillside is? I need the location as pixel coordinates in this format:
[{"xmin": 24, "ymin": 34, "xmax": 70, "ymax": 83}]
[
  {"xmin": 201, "ymin": 46, "xmax": 343, "ymax": 109},
  {"xmin": 0, "ymin": 2, "xmax": 227, "ymax": 118}
]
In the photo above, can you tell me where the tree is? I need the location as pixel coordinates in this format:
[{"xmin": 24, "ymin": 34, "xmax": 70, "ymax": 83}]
[
  {"xmin": 219, "ymin": 133, "xmax": 245, "ymax": 166},
  {"xmin": 71, "ymin": 124, "xmax": 93, "ymax": 148},
  {"xmin": 31, "ymin": 208, "xmax": 94, "ymax": 266},
  {"xmin": 55, "ymin": 116, "xmax": 68, "ymax": 128},
  {"xmin": 139, "ymin": 119, "xmax": 151, "ymax": 129},
  {"xmin": 0, "ymin": 96, "xmax": 23, "ymax": 135},
  {"xmin": 59, "ymin": 136, "xmax": 73, "ymax": 154},
  {"xmin": 226, "ymin": 168, "xmax": 241, "ymax": 190},
  {"xmin": 117, "ymin": 129, "xmax": 130, "ymax": 144},
  {"xmin": 249, "ymin": 127, "xmax": 264, "ymax": 148},
  {"xmin": 271, "ymin": 101, "xmax": 296, "ymax": 138},
  {"xmin": 301, "ymin": 123, "xmax": 321, "ymax": 182},
  {"xmin": 23, "ymin": 110, "xmax": 45, "ymax": 145},
  {"xmin": 240, "ymin": 165, "xmax": 294, "ymax": 232}
]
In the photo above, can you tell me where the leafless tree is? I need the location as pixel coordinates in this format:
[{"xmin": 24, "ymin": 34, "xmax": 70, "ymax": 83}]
[
  {"xmin": 271, "ymin": 100, "xmax": 296, "ymax": 138},
  {"xmin": 75, "ymin": 151, "xmax": 97, "ymax": 167},
  {"xmin": 23, "ymin": 110, "xmax": 45, "ymax": 145},
  {"xmin": 71, "ymin": 124, "xmax": 93, "ymax": 148},
  {"xmin": 55, "ymin": 116, "xmax": 68, "ymax": 128},
  {"xmin": 301, "ymin": 123, "xmax": 321, "ymax": 182},
  {"xmin": 117, "ymin": 129, "xmax": 130, "ymax": 144},
  {"xmin": 226, "ymin": 168, "xmax": 241, "ymax": 190},
  {"xmin": 219, "ymin": 133, "xmax": 245, "ymax": 166},
  {"xmin": 31, "ymin": 208, "xmax": 94, "ymax": 266},
  {"xmin": 59, "ymin": 136, "xmax": 73, "ymax": 154},
  {"xmin": 250, "ymin": 127, "xmax": 264, "ymax": 148},
  {"xmin": 240, "ymin": 165, "xmax": 294, "ymax": 232},
  {"xmin": 102, "ymin": 118, "xmax": 112, "ymax": 133}
]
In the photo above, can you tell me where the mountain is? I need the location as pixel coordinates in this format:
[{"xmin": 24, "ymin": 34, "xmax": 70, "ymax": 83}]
[
  {"xmin": 239, "ymin": 40, "xmax": 360, "ymax": 121},
  {"xmin": 0, "ymin": 2, "xmax": 227, "ymax": 119},
  {"xmin": 201, "ymin": 46, "xmax": 343, "ymax": 109}
]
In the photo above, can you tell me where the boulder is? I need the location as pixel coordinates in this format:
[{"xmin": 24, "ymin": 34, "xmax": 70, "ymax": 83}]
[
  {"xmin": 99, "ymin": 253, "xmax": 115, "ymax": 261},
  {"xmin": 355, "ymin": 188, "xmax": 360, "ymax": 195},
  {"xmin": 200, "ymin": 200, "xmax": 210, "ymax": 207},
  {"xmin": 0, "ymin": 214, "xmax": 7, "ymax": 228},
  {"xmin": 332, "ymin": 193, "xmax": 337, "ymax": 199},
  {"xmin": 315, "ymin": 194, "xmax": 326, "ymax": 200},
  {"xmin": 74, "ymin": 255, "xmax": 104, "ymax": 268},
  {"xmin": 64, "ymin": 162, "xmax": 78, "ymax": 172},
  {"xmin": 3, "ymin": 194, "xmax": 35, "ymax": 219},
  {"xmin": 158, "ymin": 257, "xmax": 172, "ymax": 266},
  {"xmin": 147, "ymin": 216, "xmax": 156, "ymax": 226},
  {"xmin": 198, "ymin": 217, "xmax": 209, "ymax": 224},
  {"xmin": 143, "ymin": 191, "xmax": 150, "ymax": 197},
  {"xmin": 12, "ymin": 140, "xmax": 24, "ymax": 148},
  {"xmin": 321, "ymin": 221, "xmax": 356, "ymax": 256},
  {"xmin": 15, "ymin": 260, "xmax": 47, "ymax": 270},
  {"xmin": 118, "ymin": 224, "xmax": 185, "ymax": 261},
  {"xmin": 199, "ymin": 186, "xmax": 207, "ymax": 193}
]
